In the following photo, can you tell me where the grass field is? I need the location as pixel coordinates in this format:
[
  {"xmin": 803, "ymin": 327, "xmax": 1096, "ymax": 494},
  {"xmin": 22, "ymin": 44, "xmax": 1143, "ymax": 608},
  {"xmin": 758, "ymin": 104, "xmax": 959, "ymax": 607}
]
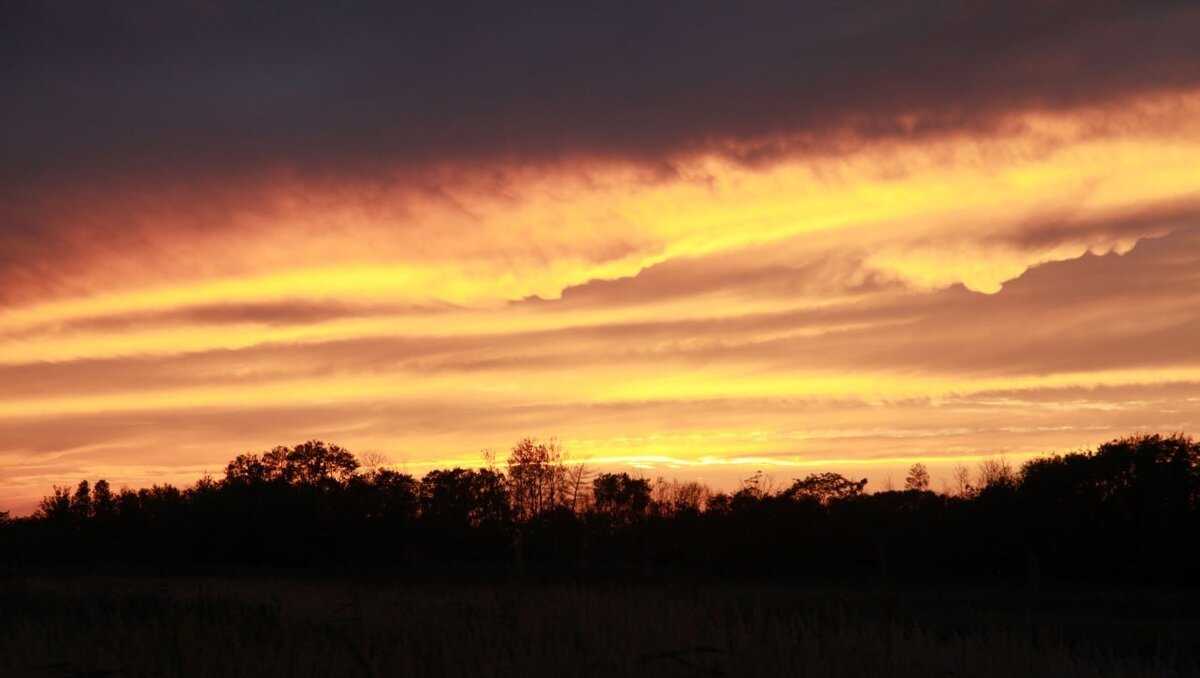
[{"xmin": 3, "ymin": 576, "xmax": 1199, "ymax": 677}]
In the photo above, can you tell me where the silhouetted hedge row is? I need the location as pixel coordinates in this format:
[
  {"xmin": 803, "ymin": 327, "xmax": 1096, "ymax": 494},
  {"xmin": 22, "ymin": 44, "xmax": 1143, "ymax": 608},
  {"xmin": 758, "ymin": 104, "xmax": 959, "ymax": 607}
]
[{"xmin": 1, "ymin": 434, "xmax": 1197, "ymax": 583}]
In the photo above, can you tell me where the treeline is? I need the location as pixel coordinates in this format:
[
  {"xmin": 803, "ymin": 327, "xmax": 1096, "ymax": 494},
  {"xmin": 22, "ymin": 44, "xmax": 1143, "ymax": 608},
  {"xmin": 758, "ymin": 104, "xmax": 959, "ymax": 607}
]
[{"xmin": 1, "ymin": 434, "xmax": 1198, "ymax": 583}]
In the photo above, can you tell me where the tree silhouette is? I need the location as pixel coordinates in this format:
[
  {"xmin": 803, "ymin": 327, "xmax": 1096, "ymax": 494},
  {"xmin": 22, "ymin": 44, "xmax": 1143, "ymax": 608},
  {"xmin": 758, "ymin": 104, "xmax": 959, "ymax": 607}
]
[
  {"xmin": 670, "ymin": 480, "xmax": 710, "ymax": 515},
  {"xmin": 564, "ymin": 462, "xmax": 594, "ymax": 513},
  {"xmin": 977, "ymin": 456, "xmax": 1017, "ymax": 491},
  {"xmin": 904, "ymin": 463, "xmax": 931, "ymax": 491},
  {"xmin": 92, "ymin": 479, "xmax": 116, "ymax": 518},
  {"xmin": 650, "ymin": 478, "xmax": 710, "ymax": 516},
  {"xmin": 357, "ymin": 468, "xmax": 420, "ymax": 522},
  {"xmin": 507, "ymin": 438, "xmax": 569, "ymax": 520},
  {"xmin": 70, "ymin": 480, "xmax": 92, "ymax": 522},
  {"xmin": 224, "ymin": 452, "xmax": 271, "ymax": 485},
  {"xmin": 592, "ymin": 473, "xmax": 651, "ymax": 523},
  {"xmin": 280, "ymin": 440, "xmax": 359, "ymax": 486},
  {"xmin": 5, "ymin": 431, "xmax": 1198, "ymax": 583},
  {"xmin": 420, "ymin": 468, "xmax": 511, "ymax": 529},
  {"xmin": 951, "ymin": 463, "xmax": 974, "ymax": 497},
  {"xmin": 785, "ymin": 472, "xmax": 868, "ymax": 505},
  {"xmin": 225, "ymin": 441, "xmax": 359, "ymax": 487},
  {"xmin": 37, "ymin": 485, "xmax": 72, "ymax": 523}
]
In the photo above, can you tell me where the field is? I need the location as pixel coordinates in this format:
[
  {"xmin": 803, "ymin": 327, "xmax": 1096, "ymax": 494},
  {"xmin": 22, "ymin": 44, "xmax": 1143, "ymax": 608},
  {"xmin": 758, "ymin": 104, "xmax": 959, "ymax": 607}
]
[{"xmin": 3, "ymin": 576, "xmax": 1199, "ymax": 677}]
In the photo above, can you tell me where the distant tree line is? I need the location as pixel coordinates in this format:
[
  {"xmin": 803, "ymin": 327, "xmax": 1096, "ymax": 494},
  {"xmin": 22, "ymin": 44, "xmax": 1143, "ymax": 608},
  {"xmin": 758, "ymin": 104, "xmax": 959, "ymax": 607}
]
[{"xmin": 1, "ymin": 434, "xmax": 1198, "ymax": 583}]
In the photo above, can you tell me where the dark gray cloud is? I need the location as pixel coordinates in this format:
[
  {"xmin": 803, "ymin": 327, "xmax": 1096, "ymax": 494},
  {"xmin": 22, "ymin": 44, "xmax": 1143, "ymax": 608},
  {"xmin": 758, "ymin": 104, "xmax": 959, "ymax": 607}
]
[{"xmin": 3, "ymin": 0, "xmax": 1198, "ymax": 191}]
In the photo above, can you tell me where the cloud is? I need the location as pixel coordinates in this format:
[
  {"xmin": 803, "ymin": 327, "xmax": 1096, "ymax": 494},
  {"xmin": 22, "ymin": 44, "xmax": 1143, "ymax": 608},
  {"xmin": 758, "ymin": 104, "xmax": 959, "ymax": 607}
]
[
  {"xmin": 5, "ymin": 109, "xmax": 1198, "ymax": 319},
  {"xmin": 4, "ymin": 0, "xmax": 1200, "ymax": 189},
  {"xmin": 3, "ymin": 226, "xmax": 1198, "ymax": 416}
]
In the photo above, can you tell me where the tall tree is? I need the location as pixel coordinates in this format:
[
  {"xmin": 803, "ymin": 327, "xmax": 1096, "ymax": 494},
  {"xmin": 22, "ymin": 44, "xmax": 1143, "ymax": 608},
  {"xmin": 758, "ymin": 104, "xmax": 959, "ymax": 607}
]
[
  {"xmin": 70, "ymin": 480, "xmax": 92, "ymax": 522},
  {"xmin": 507, "ymin": 438, "xmax": 569, "ymax": 520},
  {"xmin": 92, "ymin": 479, "xmax": 116, "ymax": 518}
]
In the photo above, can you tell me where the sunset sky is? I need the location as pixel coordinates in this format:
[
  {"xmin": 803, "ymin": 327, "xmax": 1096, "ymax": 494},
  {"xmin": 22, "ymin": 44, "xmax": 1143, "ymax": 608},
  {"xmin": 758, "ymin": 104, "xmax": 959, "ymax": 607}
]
[{"xmin": 3, "ymin": 1, "xmax": 1200, "ymax": 513}]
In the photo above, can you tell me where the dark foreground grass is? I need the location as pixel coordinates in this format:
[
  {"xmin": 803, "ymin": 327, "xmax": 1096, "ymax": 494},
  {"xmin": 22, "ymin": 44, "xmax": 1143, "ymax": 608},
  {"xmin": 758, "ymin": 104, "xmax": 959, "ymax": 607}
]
[{"xmin": 2, "ymin": 576, "xmax": 1199, "ymax": 677}]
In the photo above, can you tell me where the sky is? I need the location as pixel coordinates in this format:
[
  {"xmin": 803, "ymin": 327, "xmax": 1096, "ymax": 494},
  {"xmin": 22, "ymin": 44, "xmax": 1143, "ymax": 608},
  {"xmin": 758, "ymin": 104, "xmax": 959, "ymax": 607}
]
[{"xmin": 3, "ymin": 1, "xmax": 1200, "ymax": 513}]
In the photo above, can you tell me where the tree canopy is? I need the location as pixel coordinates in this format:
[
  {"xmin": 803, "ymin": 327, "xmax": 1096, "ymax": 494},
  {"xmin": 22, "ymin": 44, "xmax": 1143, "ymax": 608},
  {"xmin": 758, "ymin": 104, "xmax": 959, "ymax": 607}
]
[{"xmin": 4, "ymin": 433, "xmax": 1198, "ymax": 583}]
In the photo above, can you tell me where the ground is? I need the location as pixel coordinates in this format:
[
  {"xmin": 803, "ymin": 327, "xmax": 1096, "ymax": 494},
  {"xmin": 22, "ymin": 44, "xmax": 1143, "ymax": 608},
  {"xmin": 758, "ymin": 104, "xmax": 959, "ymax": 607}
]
[{"xmin": 3, "ymin": 576, "xmax": 1198, "ymax": 677}]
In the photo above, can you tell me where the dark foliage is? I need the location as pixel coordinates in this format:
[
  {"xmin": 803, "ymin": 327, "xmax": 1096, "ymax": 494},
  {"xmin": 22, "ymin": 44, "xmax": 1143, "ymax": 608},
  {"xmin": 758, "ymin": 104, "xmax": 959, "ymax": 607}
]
[{"xmin": 2, "ymin": 434, "xmax": 1198, "ymax": 584}]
